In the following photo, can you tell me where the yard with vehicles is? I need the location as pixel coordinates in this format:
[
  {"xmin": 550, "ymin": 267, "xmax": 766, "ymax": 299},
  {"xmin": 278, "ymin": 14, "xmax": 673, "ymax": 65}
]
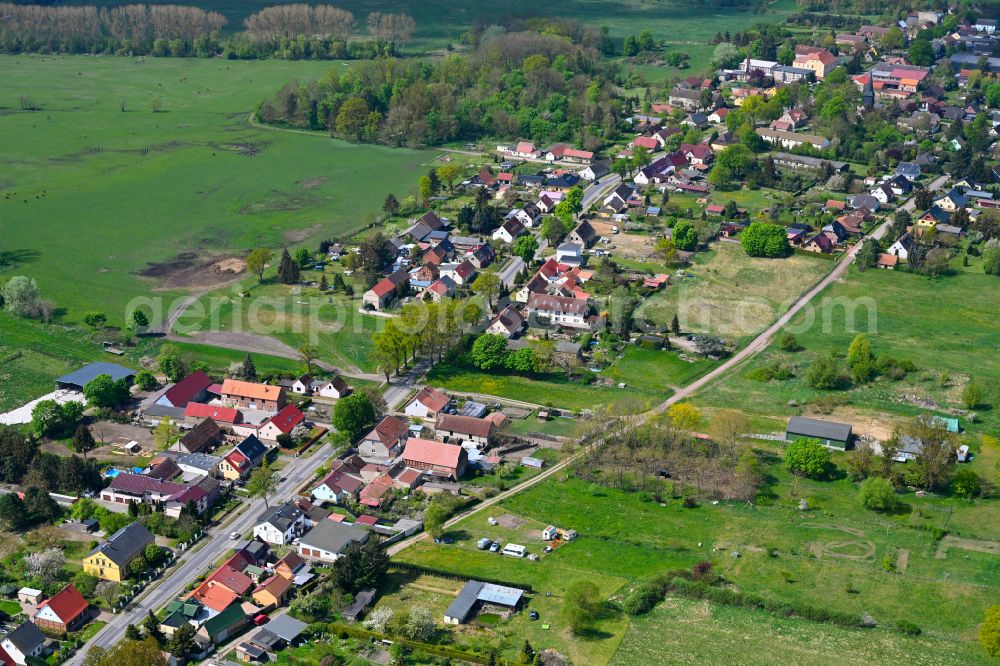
[
  {"xmin": 0, "ymin": 55, "xmax": 428, "ymax": 323},
  {"xmin": 393, "ymin": 459, "xmax": 1000, "ymax": 663}
]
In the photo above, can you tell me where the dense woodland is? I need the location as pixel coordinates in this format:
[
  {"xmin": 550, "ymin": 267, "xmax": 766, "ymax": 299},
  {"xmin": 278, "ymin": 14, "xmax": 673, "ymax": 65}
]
[{"xmin": 259, "ymin": 29, "xmax": 623, "ymax": 147}]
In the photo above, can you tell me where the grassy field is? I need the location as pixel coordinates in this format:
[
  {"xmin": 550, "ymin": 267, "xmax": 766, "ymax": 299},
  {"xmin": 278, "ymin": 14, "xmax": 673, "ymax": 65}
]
[
  {"xmin": 395, "ymin": 438, "xmax": 1000, "ymax": 664},
  {"xmin": 70, "ymin": 0, "xmax": 794, "ymax": 52},
  {"xmin": 694, "ymin": 265, "xmax": 1000, "ymax": 437},
  {"xmin": 0, "ymin": 55, "xmax": 428, "ymax": 323},
  {"xmin": 635, "ymin": 242, "xmax": 833, "ymax": 345},
  {"xmin": 612, "ymin": 597, "xmax": 987, "ymax": 665}
]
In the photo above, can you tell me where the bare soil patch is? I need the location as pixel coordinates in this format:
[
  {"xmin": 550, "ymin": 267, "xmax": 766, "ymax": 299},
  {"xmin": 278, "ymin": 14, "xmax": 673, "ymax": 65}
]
[
  {"xmin": 297, "ymin": 176, "xmax": 327, "ymax": 190},
  {"xmin": 935, "ymin": 535, "xmax": 1000, "ymax": 559},
  {"xmin": 495, "ymin": 514, "xmax": 527, "ymax": 529},
  {"xmin": 590, "ymin": 221, "xmax": 657, "ymax": 259},
  {"xmin": 283, "ymin": 222, "xmax": 323, "ymax": 243},
  {"xmin": 137, "ymin": 252, "xmax": 246, "ymax": 291}
]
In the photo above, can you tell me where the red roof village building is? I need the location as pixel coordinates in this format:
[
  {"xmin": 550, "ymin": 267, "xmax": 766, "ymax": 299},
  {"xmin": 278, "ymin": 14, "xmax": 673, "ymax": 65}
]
[
  {"xmin": 33, "ymin": 584, "xmax": 88, "ymax": 633},
  {"xmin": 256, "ymin": 404, "xmax": 306, "ymax": 442},
  {"xmin": 404, "ymin": 386, "xmax": 451, "ymax": 420},
  {"xmin": 219, "ymin": 379, "xmax": 286, "ymax": 412},
  {"xmin": 155, "ymin": 370, "xmax": 213, "ymax": 409},
  {"xmin": 401, "ymin": 438, "xmax": 468, "ymax": 480},
  {"xmin": 632, "ymin": 136, "xmax": 660, "ymax": 151},
  {"xmin": 184, "ymin": 402, "xmax": 242, "ymax": 424},
  {"xmin": 362, "ymin": 269, "xmax": 409, "ymax": 311}
]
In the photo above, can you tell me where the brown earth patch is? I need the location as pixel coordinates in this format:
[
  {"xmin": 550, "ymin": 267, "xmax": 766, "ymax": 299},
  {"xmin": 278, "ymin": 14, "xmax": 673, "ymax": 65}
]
[
  {"xmin": 589, "ymin": 220, "xmax": 657, "ymax": 259},
  {"xmin": 137, "ymin": 252, "xmax": 246, "ymax": 291},
  {"xmin": 298, "ymin": 176, "xmax": 327, "ymax": 190},
  {"xmin": 283, "ymin": 222, "xmax": 324, "ymax": 243}
]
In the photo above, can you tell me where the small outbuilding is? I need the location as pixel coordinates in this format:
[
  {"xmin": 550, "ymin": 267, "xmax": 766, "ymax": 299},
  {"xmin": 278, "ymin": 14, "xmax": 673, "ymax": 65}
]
[{"xmin": 785, "ymin": 416, "xmax": 852, "ymax": 450}]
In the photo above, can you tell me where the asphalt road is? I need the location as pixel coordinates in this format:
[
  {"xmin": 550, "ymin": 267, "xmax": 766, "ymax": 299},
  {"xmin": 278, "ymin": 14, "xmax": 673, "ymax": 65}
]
[{"xmin": 64, "ymin": 442, "xmax": 338, "ymax": 665}]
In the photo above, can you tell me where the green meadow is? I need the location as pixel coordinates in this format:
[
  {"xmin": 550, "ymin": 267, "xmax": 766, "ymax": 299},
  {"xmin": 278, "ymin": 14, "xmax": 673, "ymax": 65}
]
[
  {"xmin": 0, "ymin": 55, "xmax": 428, "ymax": 324},
  {"xmin": 694, "ymin": 264, "xmax": 1000, "ymax": 437},
  {"xmin": 397, "ymin": 450, "xmax": 1000, "ymax": 664}
]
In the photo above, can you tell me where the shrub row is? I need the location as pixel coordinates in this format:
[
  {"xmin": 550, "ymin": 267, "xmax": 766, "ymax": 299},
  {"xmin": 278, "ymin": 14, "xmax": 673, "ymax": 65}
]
[
  {"xmin": 387, "ymin": 562, "xmax": 533, "ymax": 593},
  {"xmin": 326, "ymin": 622, "xmax": 491, "ymax": 664},
  {"xmin": 666, "ymin": 577, "xmax": 864, "ymax": 627}
]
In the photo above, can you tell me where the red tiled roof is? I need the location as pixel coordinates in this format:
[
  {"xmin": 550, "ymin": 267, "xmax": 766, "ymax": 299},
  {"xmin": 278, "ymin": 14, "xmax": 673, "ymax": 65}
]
[
  {"xmin": 365, "ymin": 416, "xmax": 409, "ymax": 447},
  {"xmin": 162, "ymin": 371, "xmax": 212, "ymax": 408},
  {"xmin": 436, "ymin": 414, "xmax": 493, "ymax": 439},
  {"xmin": 402, "ymin": 438, "xmax": 464, "ymax": 469},
  {"xmin": 266, "ymin": 404, "xmax": 305, "ymax": 435},
  {"xmin": 413, "ymin": 386, "xmax": 449, "ymax": 413},
  {"xmin": 208, "ymin": 565, "xmax": 253, "ymax": 595},
  {"xmin": 355, "ymin": 515, "xmax": 378, "ymax": 526},
  {"xmin": 221, "ymin": 379, "xmax": 282, "ymax": 402},
  {"xmin": 191, "ymin": 583, "xmax": 239, "ymax": 613},
  {"xmin": 633, "ymin": 136, "xmax": 659, "ymax": 150},
  {"xmin": 185, "ymin": 402, "xmax": 241, "ymax": 423},
  {"xmin": 37, "ymin": 584, "xmax": 88, "ymax": 624}
]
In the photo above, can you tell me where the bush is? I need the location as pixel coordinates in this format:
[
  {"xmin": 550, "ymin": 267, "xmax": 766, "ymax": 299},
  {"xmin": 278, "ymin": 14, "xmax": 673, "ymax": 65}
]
[
  {"xmin": 741, "ymin": 222, "xmax": 790, "ymax": 257},
  {"xmin": 621, "ymin": 582, "xmax": 663, "ymax": 616},
  {"xmin": 898, "ymin": 620, "xmax": 922, "ymax": 636},
  {"xmin": 785, "ymin": 438, "xmax": 832, "ymax": 480},
  {"xmin": 859, "ymin": 476, "xmax": 898, "ymax": 512},
  {"xmin": 779, "ymin": 333, "xmax": 801, "ymax": 352}
]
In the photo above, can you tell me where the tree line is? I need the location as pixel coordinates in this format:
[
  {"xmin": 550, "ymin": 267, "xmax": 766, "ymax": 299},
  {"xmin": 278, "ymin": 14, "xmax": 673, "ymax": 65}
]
[
  {"xmin": 258, "ymin": 28, "xmax": 621, "ymax": 147},
  {"xmin": 0, "ymin": 3, "xmax": 415, "ymax": 60}
]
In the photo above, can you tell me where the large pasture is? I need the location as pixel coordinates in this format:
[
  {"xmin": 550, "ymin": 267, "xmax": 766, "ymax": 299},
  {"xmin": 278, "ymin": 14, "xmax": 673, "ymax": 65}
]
[{"xmin": 0, "ymin": 55, "xmax": 427, "ymax": 323}]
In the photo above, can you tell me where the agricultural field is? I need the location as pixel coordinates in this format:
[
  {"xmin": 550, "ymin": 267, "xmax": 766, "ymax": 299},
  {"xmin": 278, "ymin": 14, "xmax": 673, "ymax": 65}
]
[
  {"xmin": 635, "ymin": 242, "xmax": 833, "ymax": 344},
  {"xmin": 397, "ymin": 447, "xmax": 1000, "ymax": 664},
  {"xmin": 694, "ymin": 265, "xmax": 1000, "ymax": 437},
  {"xmin": 0, "ymin": 55, "xmax": 428, "ymax": 324}
]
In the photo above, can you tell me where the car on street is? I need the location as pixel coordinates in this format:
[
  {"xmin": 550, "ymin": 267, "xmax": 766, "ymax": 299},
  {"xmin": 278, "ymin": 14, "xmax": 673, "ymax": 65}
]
[{"xmin": 229, "ymin": 531, "xmax": 241, "ymax": 540}]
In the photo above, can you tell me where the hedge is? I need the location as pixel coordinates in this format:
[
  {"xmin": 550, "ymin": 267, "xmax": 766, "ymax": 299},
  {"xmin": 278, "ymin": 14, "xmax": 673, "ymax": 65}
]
[
  {"xmin": 665, "ymin": 577, "xmax": 863, "ymax": 627},
  {"xmin": 387, "ymin": 562, "xmax": 533, "ymax": 593},
  {"xmin": 327, "ymin": 622, "xmax": 491, "ymax": 663}
]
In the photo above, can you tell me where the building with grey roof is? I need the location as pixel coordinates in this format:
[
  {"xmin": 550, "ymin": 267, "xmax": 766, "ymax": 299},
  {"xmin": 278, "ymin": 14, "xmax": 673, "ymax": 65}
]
[
  {"xmin": 87, "ymin": 522, "xmax": 155, "ymax": 568},
  {"xmin": 785, "ymin": 417, "xmax": 852, "ymax": 450},
  {"xmin": 56, "ymin": 362, "xmax": 134, "ymax": 391},
  {"xmin": 443, "ymin": 580, "xmax": 525, "ymax": 624},
  {"xmin": 298, "ymin": 520, "xmax": 369, "ymax": 563}
]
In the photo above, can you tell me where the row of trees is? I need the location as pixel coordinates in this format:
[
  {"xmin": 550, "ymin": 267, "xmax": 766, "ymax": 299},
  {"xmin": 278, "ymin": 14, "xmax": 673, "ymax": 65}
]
[
  {"xmin": 0, "ymin": 3, "xmax": 416, "ymax": 59},
  {"xmin": 371, "ymin": 299, "xmax": 484, "ymax": 380}
]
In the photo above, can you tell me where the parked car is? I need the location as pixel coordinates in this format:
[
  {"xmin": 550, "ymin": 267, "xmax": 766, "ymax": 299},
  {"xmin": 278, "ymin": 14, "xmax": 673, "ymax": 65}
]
[
  {"xmin": 253, "ymin": 614, "xmax": 269, "ymax": 626},
  {"xmin": 477, "ymin": 538, "xmax": 492, "ymax": 550},
  {"xmin": 489, "ymin": 540, "xmax": 501, "ymax": 553}
]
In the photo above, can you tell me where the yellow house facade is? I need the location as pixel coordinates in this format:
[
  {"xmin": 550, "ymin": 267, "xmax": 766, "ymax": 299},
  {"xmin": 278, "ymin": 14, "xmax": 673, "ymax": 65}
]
[{"xmin": 82, "ymin": 522, "xmax": 155, "ymax": 582}]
